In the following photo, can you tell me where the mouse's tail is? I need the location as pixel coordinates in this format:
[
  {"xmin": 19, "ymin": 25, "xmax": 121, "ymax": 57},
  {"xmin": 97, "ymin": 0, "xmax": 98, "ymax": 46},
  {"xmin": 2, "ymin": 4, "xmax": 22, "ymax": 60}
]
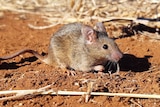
[{"xmin": 0, "ymin": 49, "xmax": 45, "ymax": 61}]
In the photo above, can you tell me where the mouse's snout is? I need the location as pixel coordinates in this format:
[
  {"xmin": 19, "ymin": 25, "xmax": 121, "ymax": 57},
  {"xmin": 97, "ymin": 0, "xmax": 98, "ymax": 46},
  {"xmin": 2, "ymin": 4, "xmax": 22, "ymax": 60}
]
[{"xmin": 111, "ymin": 51, "xmax": 123, "ymax": 62}]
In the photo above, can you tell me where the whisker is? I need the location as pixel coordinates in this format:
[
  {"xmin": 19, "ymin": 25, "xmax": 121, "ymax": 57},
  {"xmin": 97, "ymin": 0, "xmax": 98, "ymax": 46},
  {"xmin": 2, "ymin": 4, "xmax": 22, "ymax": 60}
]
[
  {"xmin": 108, "ymin": 62, "xmax": 113, "ymax": 71},
  {"xmin": 106, "ymin": 61, "xmax": 111, "ymax": 66}
]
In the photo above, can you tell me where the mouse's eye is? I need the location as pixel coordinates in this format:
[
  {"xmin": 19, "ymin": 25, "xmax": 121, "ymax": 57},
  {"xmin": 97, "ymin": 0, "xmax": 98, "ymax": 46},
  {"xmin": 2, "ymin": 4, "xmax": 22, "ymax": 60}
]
[{"xmin": 103, "ymin": 44, "xmax": 108, "ymax": 49}]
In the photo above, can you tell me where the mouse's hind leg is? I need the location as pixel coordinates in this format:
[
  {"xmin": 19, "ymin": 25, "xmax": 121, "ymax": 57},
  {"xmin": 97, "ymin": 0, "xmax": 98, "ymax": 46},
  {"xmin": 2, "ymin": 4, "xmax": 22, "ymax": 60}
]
[
  {"xmin": 53, "ymin": 54, "xmax": 68, "ymax": 69},
  {"xmin": 53, "ymin": 52, "xmax": 76, "ymax": 75},
  {"xmin": 56, "ymin": 60, "xmax": 76, "ymax": 76}
]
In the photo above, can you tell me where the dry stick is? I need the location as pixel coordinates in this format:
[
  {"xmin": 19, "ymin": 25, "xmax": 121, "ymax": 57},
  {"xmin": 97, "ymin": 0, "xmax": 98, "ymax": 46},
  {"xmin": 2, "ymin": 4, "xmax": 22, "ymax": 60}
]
[
  {"xmin": 130, "ymin": 99, "xmax": 142, "ymax": 107},
  {"xmin": 85, "ymin": 81, "xmax": 94, "ymax": 102},
  {"xmin": 103, "ymin": 17, "xmax": 160, "ymax": 28},
  {"xmin": 0, "ymin": 88, "xmax": 160, "ymax": 101},
  {"xmin": 28, "ymin": 23, "xmax": 59, "ymax": 29},
  {"xmin": 0, "ymin": 6, "xmax": 41, "ymax": 15},
  {"xmin": 42, "ymin": 91, "xmax": 160, "ymax": 99},
  {"xmin": 140, "ymin": 31, "xmax": 160, "ymax": 40},
  {"xmin": 0, "ymin": 84, "xmax": 53, "ymax": 100}
]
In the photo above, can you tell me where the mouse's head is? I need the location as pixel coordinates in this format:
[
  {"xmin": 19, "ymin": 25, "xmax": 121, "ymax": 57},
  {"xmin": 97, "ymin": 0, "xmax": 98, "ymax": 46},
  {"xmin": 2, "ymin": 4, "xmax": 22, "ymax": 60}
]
[{"xmin": 81, "ymin": 22, "xmax": 123, "ymax": 64}]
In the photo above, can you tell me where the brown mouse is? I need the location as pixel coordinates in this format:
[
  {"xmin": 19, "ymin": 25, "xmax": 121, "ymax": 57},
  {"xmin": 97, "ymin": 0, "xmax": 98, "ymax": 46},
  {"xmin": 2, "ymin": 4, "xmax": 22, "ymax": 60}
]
[{"xmin": 0, "ymin": 22, "xmax": 123, "ymax": 73}]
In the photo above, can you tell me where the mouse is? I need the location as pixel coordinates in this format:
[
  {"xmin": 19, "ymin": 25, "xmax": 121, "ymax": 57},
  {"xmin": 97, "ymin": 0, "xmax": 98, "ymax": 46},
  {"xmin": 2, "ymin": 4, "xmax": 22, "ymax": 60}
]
[{"xmin": 0, "ymin": 22, "xmax": 123, "ymax": 74}]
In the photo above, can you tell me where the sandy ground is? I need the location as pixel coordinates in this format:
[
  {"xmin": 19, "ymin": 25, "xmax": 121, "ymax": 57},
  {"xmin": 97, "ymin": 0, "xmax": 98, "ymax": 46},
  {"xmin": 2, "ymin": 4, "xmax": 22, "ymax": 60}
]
[{"xmin": 0, "ymin": 11, "xmax": 160, "ymax": 107}]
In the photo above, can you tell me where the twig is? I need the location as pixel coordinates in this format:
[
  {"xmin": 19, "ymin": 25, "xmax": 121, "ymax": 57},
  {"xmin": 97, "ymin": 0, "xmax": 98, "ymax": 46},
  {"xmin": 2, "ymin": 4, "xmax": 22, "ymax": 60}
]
[
  {"xmin": 85, "ymin": 81, "xmax": 94, "ymax": 102},
  {"xmin": 140, "ymin": 31, "xmax": 160, "ymax": 40},
  {"xmin": 130, "ymin": 99, "xmax": 142, "ymax": 107},
  {"xmin": 103, "ymin": 17, "xmax": 160, "ymax": 28},
  {"xmin": 0, "ymin": 84, "xmax": 52, "ymax": 100},
  {"xmin": 0, "ymin": 86, "xmax": 160, "ymax": 101},
  {"xmin": 28, "ymin": 23, "xmax": 59, "ymax": 29}
]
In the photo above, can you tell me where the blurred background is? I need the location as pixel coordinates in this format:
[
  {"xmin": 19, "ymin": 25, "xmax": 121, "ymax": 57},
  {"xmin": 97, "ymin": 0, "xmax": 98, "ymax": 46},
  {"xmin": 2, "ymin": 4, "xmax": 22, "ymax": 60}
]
[{"xmin": 0, "ymin": 0, "xmax": 159, "ymax": 25}]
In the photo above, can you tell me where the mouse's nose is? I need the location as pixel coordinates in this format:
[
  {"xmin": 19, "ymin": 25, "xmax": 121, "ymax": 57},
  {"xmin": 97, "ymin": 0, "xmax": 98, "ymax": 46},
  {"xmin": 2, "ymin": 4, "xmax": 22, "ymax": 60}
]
[{"xmin": 111, "ymin": 51, "xmax": 123, "ymax": 62}]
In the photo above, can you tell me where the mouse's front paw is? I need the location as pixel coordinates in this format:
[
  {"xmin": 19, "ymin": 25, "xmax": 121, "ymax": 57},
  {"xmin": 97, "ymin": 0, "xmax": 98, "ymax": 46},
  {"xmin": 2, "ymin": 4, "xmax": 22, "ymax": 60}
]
[{"xmin": 93, "ymin": 65, "xmax": 105, "ymax": 72}]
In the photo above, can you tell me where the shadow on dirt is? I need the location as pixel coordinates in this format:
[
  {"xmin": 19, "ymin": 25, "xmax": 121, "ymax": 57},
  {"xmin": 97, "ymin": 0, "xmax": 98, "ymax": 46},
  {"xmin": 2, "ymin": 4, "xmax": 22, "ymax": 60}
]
[
  {"xmin": 0, "ymin": 52, "xmax": 47, "ymax": 70},
  {"xmin": 0, "ymin": 56, "xmax": 38, "ymax": 70},
  {"xmin": 112, "ymin": 22, "xmax": 160, "ymax": 40},
  {"xmin": 119, "ymin": 54, "xmax": 151, "ymax": 72},
  {"xmin": 0, "ymin": 54, "xmax": 151, "ymax": 73},
  {"xmin": 103, "ymin": 54, "xmax": 151, "ymax": 73}
]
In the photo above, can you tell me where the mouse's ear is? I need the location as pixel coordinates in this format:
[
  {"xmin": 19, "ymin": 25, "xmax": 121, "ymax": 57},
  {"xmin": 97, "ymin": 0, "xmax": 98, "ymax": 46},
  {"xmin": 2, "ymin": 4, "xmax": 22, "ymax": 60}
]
[
  {"xmin": 95, "ymin": 22, "xmax": 107, "ymax": 33},
  {"xmin": 81, "ymin": 25, "xmax": 97, "ymax": 44}
]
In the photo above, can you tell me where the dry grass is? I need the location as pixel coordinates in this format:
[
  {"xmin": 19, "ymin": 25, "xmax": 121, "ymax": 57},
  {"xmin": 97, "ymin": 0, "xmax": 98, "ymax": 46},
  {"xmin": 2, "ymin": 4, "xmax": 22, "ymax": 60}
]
[
  {"xmin": 0, "ymin": 81, "xmax": 160, "ymax": 101},
  {"xmin": 0, "ymin": 0, "xmax": 160, "ymax": 25}
]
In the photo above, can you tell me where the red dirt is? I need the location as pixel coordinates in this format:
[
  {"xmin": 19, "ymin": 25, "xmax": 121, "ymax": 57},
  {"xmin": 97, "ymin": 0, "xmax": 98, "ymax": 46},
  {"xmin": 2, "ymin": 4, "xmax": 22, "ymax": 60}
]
[{"xmin": 0, "ymin": 11, "xmax": 160, "ymax": 107}]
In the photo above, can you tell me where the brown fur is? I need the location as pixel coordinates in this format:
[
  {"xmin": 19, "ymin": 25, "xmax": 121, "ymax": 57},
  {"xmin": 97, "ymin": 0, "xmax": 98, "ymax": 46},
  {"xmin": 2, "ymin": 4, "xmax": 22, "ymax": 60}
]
[{"xmin": 0, "ymin": 22, "xmax": 123, "ymax": 72}]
